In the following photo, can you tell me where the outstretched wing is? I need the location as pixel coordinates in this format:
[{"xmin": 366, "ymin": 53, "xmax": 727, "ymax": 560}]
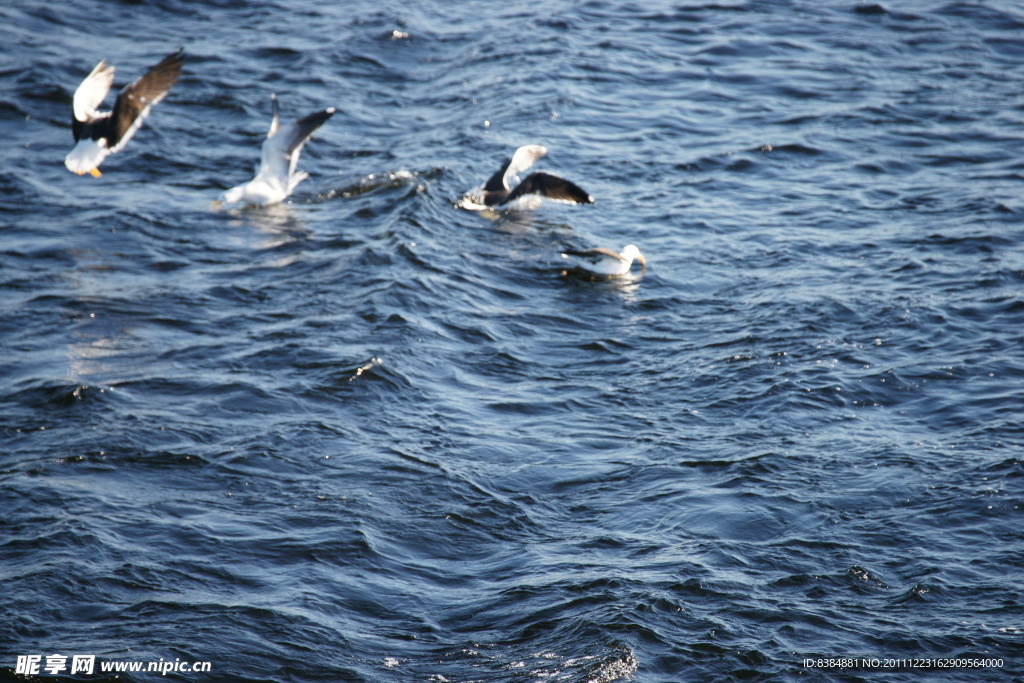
[
  {"xmin": 72, "ymin": 59, "xmax": 115, "ymax": 126},
  {"xmin": 109, "ymin": 48, "xmax": 186, "ymax": 151},
  {"xmin": 258, "ymin": 106, "xmax": 335, "ymax": 187},
  {"xmin": 284, "ymin": 108, "xmax": 335, "ymax": 179},
  {"xmin": 505, "ymin": 171, "xmax": 594, "ymax": 205}
]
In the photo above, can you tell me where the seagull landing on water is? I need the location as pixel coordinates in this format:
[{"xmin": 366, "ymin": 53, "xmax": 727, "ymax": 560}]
[
  {"xmin": 214, "ymin": 95, "xmax": 335, "ymax": 210},
  {"xmin": 561, "ymin": 245, "xmax": 647, "ymax": 277},
  {"xmin": 65, "ymin": 49, "xmax": 185, "ymax": 177},
  {"xmin": 459, "ymin": 144, "xmax": 594, "ymax": 211}
]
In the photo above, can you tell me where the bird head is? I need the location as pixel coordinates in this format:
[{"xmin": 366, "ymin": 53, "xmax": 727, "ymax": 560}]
[
  {"xmin": 622, "ymin": 245, "xmax": 646, "ymax": 270},
  {"xmin": 213, "ymin": 186, "xmax": 246, "ymax": 211}
]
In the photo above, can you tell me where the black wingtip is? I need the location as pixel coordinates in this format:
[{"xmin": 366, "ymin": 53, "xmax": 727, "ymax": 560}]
[
  {"xmin": 297, "ymin": 108, "xmax": 335, "ymax": 129},
  {"xmin": 288, "ymin": 108, "xmax": 335, "ymax": 151},
  {"xmin": 164, "ymin": 47, "xmax": 187, "ymax": 66},
  {"xmin": 148, "ymin": 48, "xmax": 186, "ymax": 78}
]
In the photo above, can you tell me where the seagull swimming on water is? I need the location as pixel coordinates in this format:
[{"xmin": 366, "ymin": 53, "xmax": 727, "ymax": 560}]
[
  {"xmin": 65, "ymin": 49, "xmax": 185, "ymax": 177},
  {"xmin": 561, "ymin": 245, "xmax": 647, "ymax": 276},
  {"xmin": 215, "ymin": 94, "xmax": 335, "ymax": 210},
  {"xmin": 460, "ymin": 144, "xmax": 594, "ymax": 211}
]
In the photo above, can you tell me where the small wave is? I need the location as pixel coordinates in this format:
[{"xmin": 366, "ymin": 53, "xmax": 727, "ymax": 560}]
[
  {"xmin": 6, "ymin": 381, "xmax": 119, "ymax": 411},
  {"xmin": 315, "ymin": 168, "xmax": 440, "ymax": 203}
]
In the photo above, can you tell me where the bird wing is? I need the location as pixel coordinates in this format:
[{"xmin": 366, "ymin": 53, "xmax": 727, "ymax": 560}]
[
  {"xmin": 267, "ymin": 93, "xmax": 281, "ymax": 137},
  {"xmin": 505, "ymin": 172, "xmax": 594, "ymax": 205},
  {"xmin": 482, "ymin": 144, "xmax": 549, "ymax": 192},
  {"xmin": 72, "ymin": 59, "xmax": 115, "ymax": 126},
  {"xmin": 482, "ymin": 158, "xmax": 513, "ymax": 192},
  {"xmin": 258, "ymin": 106, "xmax": 335, "ymax": 188},
  {"xmin": 108, "ymin": 49, "xmax": 185, "ymax": 152},
  {"xmin": 502, "ymin": 144, "xmax": 547, "ymax": 190}
]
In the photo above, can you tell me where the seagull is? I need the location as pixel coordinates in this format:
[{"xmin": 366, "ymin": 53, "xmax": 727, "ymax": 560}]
[
  {"xmin": 215, "ymin": 94, "xmax": 335, "ymax": 209},
  {"xmin": 460, "ymin": 144, "xmax": 594, "ymax": 211},
  {"xmin": 561, "ymin": 245, "xmax": 647, "ymax": 276},
  {"xmin": 65, "ymin": 49, "xmax": 185, "ymax": 177}
]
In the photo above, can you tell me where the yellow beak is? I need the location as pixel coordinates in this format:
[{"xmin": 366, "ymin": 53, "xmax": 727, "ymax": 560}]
[{"xmin": 89, "ymin": 168, "xmax": 102, "ymax": 178}]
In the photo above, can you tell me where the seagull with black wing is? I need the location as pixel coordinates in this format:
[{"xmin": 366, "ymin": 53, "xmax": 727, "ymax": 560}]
[
  {"xmin": 460, "ymin": 144, "xmax": 594, "ymax": 211},
  {"xmin": 561, "ymin": 245, "xmax": 646, "ymax": 277},
  {"xmin": 65, "ymin": 49, "xmax": 185, "ymax": 177}
]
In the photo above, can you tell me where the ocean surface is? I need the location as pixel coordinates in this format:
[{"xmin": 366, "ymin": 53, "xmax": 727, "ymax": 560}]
[{"xmin": 1, "ymin": 1, "xmax": 1022, "ymax": 681}]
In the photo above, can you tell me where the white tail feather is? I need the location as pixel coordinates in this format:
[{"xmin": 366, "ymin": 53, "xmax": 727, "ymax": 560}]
[{"xmin": 64, "ymin": 138, "xmax": 109, "ymax": 175}]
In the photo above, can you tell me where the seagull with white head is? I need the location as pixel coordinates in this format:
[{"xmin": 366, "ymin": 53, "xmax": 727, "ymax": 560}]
[{"xmin": 561, "ymin": 245, "xmax": 647, "ymax": 277}]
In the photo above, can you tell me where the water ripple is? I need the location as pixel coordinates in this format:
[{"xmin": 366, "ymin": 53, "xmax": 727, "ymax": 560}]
[{"xmin": 2, "ymin": 0, "xmax": 1023, "ymax": 681}]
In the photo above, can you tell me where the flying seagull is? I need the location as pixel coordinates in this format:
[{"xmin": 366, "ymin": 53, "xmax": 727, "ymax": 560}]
[
  {"xmin": 561, "ymin": 245, "xmax": 647, "ymax": 276},
  {"xmin": 215, "ymin": 94, "xmax": 335, "ymax": 209},
  {"xmin": 460, "ymin": 144, "xmax": 594, "ymax": 210},
  {"xmin": 65, "ymin": 49, "xmax": 185, "ymax": 177}
]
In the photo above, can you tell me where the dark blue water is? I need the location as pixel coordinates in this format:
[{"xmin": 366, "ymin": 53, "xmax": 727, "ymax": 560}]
[{"xmin": 2, "ymin": 1, "xmax": 1022, "ymax": 681}]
